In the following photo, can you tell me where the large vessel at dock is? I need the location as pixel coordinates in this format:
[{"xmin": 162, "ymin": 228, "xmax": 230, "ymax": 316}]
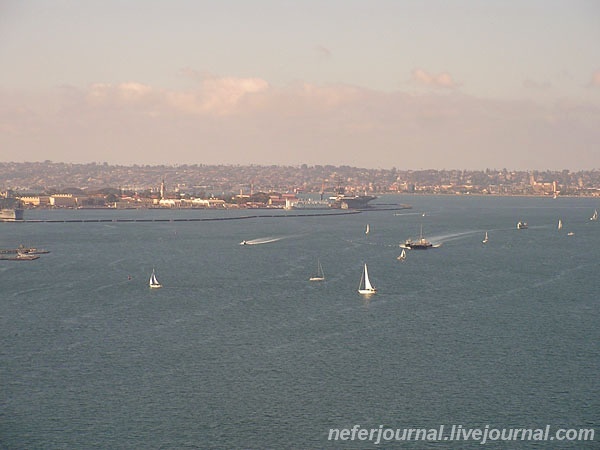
[
  {"xmin": 0, "ymin": 208, "xmax": 24, "ymax": 221},
  {"xmin": 0, "ymin": 198, "xmax": 24, "ymax": 221},
  {"xmin": 329, "ymin": 185, "xmax": 377, "ymax": 209},
  {"xmin": 332, "ymin": 194, "xmax": 377, "ymax": 209}
]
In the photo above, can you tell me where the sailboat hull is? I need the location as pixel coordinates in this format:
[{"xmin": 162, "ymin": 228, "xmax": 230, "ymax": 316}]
[{"xmin": 309, "ymin": 260, "xmax": 325, "ymax": 281}]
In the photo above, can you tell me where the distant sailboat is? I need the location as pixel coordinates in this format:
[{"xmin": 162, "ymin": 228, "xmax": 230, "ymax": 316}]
[
  {"xmin": 309, "ymin": 259, "xmax": 325, "ymax": 281},
  {"xmin": 365, "ymin": 224, "xmax": 370, "ymax": 235},
  {"xmin": 557, "ymin": 219, "xmax": 562, "ymax": 230},
  {"xmin": 482, "ymin": 231, "xmax": 489, "ymax": 244},
  {"xmin": 397, "ymin": 248, "xmax": 407, "ymax": 261},
  {"xmin": 358, "ymin": 263, "xmax": 377, "ymax": 295},
  {"xmin": 591, "ymin": 209, "xmax": 598, "ymax": 221},
  {"xmin": 149, "ymin": 268, "xmax": 162, "ymax": 289}
]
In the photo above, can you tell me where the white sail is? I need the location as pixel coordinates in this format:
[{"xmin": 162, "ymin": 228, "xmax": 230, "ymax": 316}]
[
  {"xmin": 482, "ymin": 231, "xmax": 489, "ymax": 244},
  {"xmin": 149, "ymin": 269, "xmax": 162, "ymax": 288},
  {"xmin": 365, "ymin": 224, "xmax": 370, "ymax": 235},
  {"xmin": 363, "ymin": 264, "xmax": 373, "ymax": 290},
  {"xmin": 591, "ymin": 209, "xmax": 598, "ymax": 221},
  {"xmin": 358, "ymin": 263, "xmax": 376, "ymax": 294},
  {"xmin": 397, "ymin": 248, "xmax": 407, "ymax": 260},
  {"xmin": 558, "ymin": 219, "xmax": 562, "ymax": 230}
]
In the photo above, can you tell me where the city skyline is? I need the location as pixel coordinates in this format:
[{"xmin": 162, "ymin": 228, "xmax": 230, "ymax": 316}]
[{"xmin": 1, "ymin": 1, "xmax": 600, "ymax": 170}]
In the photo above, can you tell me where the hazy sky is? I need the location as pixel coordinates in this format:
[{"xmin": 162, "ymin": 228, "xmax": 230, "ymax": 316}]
[{"xmin": 1, "ymin": 0, "xmax": 599, "ymax": 170}]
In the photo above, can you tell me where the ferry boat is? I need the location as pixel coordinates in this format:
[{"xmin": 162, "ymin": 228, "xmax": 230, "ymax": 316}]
[{"xmin": 400, "ymin": 224, "xmax": 439, "ymax": 250}]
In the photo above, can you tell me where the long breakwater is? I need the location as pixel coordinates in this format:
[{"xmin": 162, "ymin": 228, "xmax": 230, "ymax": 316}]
[{"xmin": 3, "ymin": 210, "xmax": 363, "ymax": 224}]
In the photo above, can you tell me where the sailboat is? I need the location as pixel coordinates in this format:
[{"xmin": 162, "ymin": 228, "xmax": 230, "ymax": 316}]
[
  {"xmin": 482, "ymin": 231, "xmax": 489, "ymax": 244},
  {"xmin": 149, "ymin": 268, "xmax": 162, "ymax": 289},
  {"xmin": 558, "ymin": 219, "xmax": 562, "ymax": 230},
  {"xmin": 397, "ymin": 248, "xmax": 407, "ymax": 261},
  {"xmin": 365, "ymin": 224, "xmax": 370, "ymax": 235},
  {"xmin": 309, "ymin": 259, "xmax": 325, "ymax": 281},
  {"xmin": 591, "ymin": 209, "xmax": 598, "ymax": 221},
  {"xmin": 358, "ymin": 263, "xmax": 377, "ymax": 295}
]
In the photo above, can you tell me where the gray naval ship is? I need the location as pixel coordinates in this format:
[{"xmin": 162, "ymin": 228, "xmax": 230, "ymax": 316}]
[
  {"xmin": 330, "ymin": 186, "xmax": 377, "ymax": 209},
  {"xmin": 0, "ymin": 198, "xmax": 24, "ymax": 221}
]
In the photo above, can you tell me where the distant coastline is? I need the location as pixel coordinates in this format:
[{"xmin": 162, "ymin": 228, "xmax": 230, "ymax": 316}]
[{"xmin": 1, "ymin": 162, "xmax": 599, "ymax": 203}]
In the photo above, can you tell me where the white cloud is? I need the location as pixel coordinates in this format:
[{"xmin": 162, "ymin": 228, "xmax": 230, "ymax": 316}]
[
  {"xmin": 0, "ymin": 77, "xmax": 599, "ymax": 170},
  {"xmin": 82, "ymin": 76, "xmax": 270, "ymax": 116},
  {"xmin": 411, "ymin": 69, "xmax": 460, "ymax": 89}
]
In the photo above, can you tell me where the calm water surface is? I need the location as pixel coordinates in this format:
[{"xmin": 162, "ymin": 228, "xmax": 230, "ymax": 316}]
[{"xmin": 1, "ymin": 195, "xmax": 599, "ymax": 448}]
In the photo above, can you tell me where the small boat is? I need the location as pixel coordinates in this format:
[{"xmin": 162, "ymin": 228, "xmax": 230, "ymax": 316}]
[
  {"xmin": 149, "ymin": 268, "xmax": 162, "ymax": 289},
  {"xmin": 0, "ymin": 251, "xmax": 40, "ymax": 261},
  {"xmin": 16, "ymin": 251, "xmax": 39, "ymax": 260},
  {"xmin": 517, "ymin": 221, "xmax": 528, "ymax": 230},
  {"xmin": 0, "ymin": 245, "xmax": 50, "ymax": 255},
  {"xmin": 309, "ymin": 258, "xmax": 325, "ymax": 281},
  {"xmin": 591, "ymin": 209, "xmax": 598, "ymax": 221},
  {"xmin": 482, "ymin": 231, "xmax": 489, "ymax": 244},
  {"xmin": 567, "ymin": 232, "xmax": 575, "ymax": 236},
  {"xmin": 17, "ymin": 245, "xmax": 50, "ymax": 254},
  {"xmin": 557, "ymin": 219, "xmax": 562, "ymax": 230},
  {"xmin": 240, "ymin": 240, "xmax": 248, "ymax": 245},
  {"xmin": 358, "ymin": 263, "xmax": 377, "ymax": 295},
  {"xmin": 365, "ymin": 224, "xmax": 370, "ymax": 235},
  {"xmin": 397, "ymin": 248, "xmax": 407, "ymax": 261}
]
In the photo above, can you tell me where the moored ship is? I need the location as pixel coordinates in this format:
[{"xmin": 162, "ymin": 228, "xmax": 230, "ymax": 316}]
[
  {"xmin": 0, "ymin": 198, "xmax": 24, "ymax": 221},
  {"xmin": 329, "ymin": 185, "xmax": 376, "ymax": 209},
  {"xmin": 285, "ymin": 198, "xmax": 332, "ymax": 210},
  {"xmin": 0, "ymin": 208, "xmax": 24, "ymax": 221},
  {"xmin": 332, "ymin": 194, "xmax": 377, "ymax": 209}
]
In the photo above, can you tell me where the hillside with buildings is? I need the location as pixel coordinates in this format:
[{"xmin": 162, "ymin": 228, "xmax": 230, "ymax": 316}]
[{"xmin": 1, "ymin": 162, "xmax": 599, "ymax": 209}]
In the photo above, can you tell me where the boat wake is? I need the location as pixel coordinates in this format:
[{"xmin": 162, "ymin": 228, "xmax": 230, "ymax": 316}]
[
  {"xmin": 427, "ymin": 229, "xmax": 483, "ymax": 244},
  {"xmin": 240, "ymin": 236, "xmax": 286, "ymax": 245},
  {"xmin": 393, "ymin": 212, "xmax": 426, "ymax": 217}
]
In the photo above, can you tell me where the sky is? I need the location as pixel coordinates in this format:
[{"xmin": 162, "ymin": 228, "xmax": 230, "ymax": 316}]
[{"xmin": 1, "ymin": 0, "xmax": 599, "ymax": 170}]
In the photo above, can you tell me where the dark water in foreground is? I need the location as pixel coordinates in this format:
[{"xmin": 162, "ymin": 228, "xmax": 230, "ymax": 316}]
[{"xmin": 1, "ymin": 195, "xmax": 599, "ymax": 448}]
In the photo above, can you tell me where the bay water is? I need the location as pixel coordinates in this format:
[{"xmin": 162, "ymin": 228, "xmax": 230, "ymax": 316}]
[{"xmin": 1, "ymin": 195, "xmax": 598, "ymax": 448}]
